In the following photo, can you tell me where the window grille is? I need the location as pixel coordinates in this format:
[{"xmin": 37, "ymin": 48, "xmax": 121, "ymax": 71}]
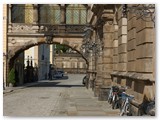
[
  {"xmin": 66, "ymin": 4, "xmax": 87, "ymax": 24},
  {"xmin": 39, "ymin": 5, "xmax": 60, "ymax": 24},
  {"xmin": 11, "ymin": 4, "xmax": 33, "ymax": 23}
]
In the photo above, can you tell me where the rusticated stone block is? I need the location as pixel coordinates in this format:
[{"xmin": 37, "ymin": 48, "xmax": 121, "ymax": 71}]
[
  {"xmin": 136, "ymin": 18, "xmax": 154, "ymax": 32},
  {"xmin": 103, "ymin": 48, "xmax": 113, "ymax": 57},
  {"xmin": 118, "ymin": 44, "xmax": 127, "ymax": 54},
  {"xmin": 97, "ymin": 65, "xmax": 103, "ymax": 71},
  {"xmin": 113, "ymin": 40, "xmax": 118, "ymax": 47},
  {"xmin": 118, "ymin": 26, "xmax": 127, "ymax": 37},
  {"xmin": 119, "ymin": 35, "xmax": 127, "ymax": 45},
  {"xmin": 103, "ymin": 40, "xmax": 113, "ymax": 48},
  {"xmin": 119, "ymin": 53, "xmax": 127, "ymax": 63},
  {"xmin": 127, "ymin": 39, "xmax": 136, "ymax": 51},
  {"xmin": 103, "ymin": 57, "xmax": 113, "ymax": 64},
  {"xmin": 127, "ymin": 50, "xmax": 136, "ymax": 61},
  {"xmin": 103, "ymin": 33, "xmax": 113, "ymax": 40},
  {"xmin": 128, "ymin": 28, "xmax": 136, "ymax": 41},
  {"xmin": 118, "ymin": 17, "xmax": 127, "ymax": 26},
  {"xmin": 97, "ymin": 57, "xmax": 103, "ymax": 63},
  {"xmin": 103, "ymin": 64, "xmax": 113, "ymax": 69},
  {"xmin": 136, "ymin": 28, "xmax": 154, "ymax": 45},
  {"xmin": 118, "ymin": 63, "xmax": 127, "ymax": 71},
  {"xmin": 103, "ymin": 24, "xmax": 114, "ymax": 32},
  {"xmin": 103, "ymin": 80, "xmax": 112, "ymax": 86},
  {"xmin": 102, "ymin": 68, "xmax": 113, "ymax": 74},
  {"xmin": 113, "ymin": 56, "xmax": 118, "ymax": 63},
  {"xmin": 127, "ymin": 61, "xmax": 136, "ymax": 72},
  {"xmin": 117, "ymin": 6, "xmax": 122, "ymax": 20},
  {"xmin": 127, "ymin": 12, "xmax": 136, "ymax": 21},
  {"xmin": 136, "ymin": 58, "xmax": 153, "ymax": 72},
  {"xmin": 113, "ymin": 48, "xmax": 118, "ymax": 55},
  {"xmin": 128, "ymin": 16, "xmax": 136, "ymax": 31},
  {"xmin": 113, "ymin": 64, "xmax": 118, "ymax": 71},
  {"xmin": 136, "ymin": 43, "xmax": 153, "ymax": 59},
  {"xmin": 102, "ymin": 72, "xmax": 112, "ymax": 79},
  {"xmin": 114, "ymin": 31, "xmax": 118, "ymax": 40}
]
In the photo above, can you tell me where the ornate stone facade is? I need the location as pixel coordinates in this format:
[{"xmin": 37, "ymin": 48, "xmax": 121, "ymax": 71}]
[{"xmin": 3, "ymin": 4, "xmax": 155, "ymax": 115}]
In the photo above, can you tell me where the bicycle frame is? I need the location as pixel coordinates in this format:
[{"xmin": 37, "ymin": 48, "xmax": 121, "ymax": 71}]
[
  {"xmin": 120, "ymin": 94, "xmax": 134, "ymax": 116},
  {"xmin": 108, "ymin": 87, "xmax": 113, "ymax": 103}
]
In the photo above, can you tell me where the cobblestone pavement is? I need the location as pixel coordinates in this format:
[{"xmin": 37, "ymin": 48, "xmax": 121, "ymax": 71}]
[{"xmin": 3, "ymin": 74, "xmax": 119, "ymax": 117}]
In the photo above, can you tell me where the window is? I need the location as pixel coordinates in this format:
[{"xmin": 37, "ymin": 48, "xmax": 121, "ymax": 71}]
[
  {"xmin": 11, "ymin": 4, "xmax": 33, "ymax": 23},
  {"xmin": 39, "ymin": 4, "xmax": 60, "ymax": 24},
  {"xmin": 66, "ymin": 4, "xmax": 87, "ymax": 24}
]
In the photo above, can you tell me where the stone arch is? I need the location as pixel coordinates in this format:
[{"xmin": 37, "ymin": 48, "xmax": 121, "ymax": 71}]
[{"xmin": 8, "ymin": 37, "xmax": 89, "ymax": 70}]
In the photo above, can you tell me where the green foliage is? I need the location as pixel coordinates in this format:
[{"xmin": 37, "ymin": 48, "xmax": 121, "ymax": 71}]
[
  {"xmin": 55, "ymin": 44, "xmax": 69, "ymax": 53},
  {"xmin": 8, "ymin": 68, "xmax": 16, "ymax": 85}
]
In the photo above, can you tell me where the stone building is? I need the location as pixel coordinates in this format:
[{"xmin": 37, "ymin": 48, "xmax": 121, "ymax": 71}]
[
  {"xmin": 3, "ymin": 4, "xmax": 155, "ymax": 115},
  {"xmin": 54, "ymin": 53, "xmax": 87, "ymax": 73}
]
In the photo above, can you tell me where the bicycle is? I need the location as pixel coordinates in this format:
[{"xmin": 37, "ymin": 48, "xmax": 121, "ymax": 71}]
[
  {"xmin": 108, "ymin": 86, "xmax": 113, "ymax": 104},
  {"xmin": 112, "ymin": 86, "xmax": 126, "ymax": 109},
  {"xmin": 138, "ymin": 98, "xmax": 155, "ymax": 116},
  {"xmin": 119, "ymin": 93, "xmax": 134, "ymax": 116}
]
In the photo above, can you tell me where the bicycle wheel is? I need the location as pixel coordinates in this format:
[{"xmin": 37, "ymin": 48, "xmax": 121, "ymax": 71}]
[
  {"xmin": 126, "ymin": 103, "xmax": 132, "ymax": 116},
  {"xmin": 108, "ymin": 97, "xmax": 112, "ymax": 104},
  {"xmin": 112, "ymin": 95, "xmax": 116, "ymax": 109}
]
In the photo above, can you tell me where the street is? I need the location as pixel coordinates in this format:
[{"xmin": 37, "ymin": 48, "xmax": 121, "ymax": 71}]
[{"xmin": 3, "ymin": 74, "xmax": 119, "ymax": 116}]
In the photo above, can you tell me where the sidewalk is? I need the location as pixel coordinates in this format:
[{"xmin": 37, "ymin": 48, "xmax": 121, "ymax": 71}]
[{"xmin": 3, "ymin": 82, "xmax": 39, "ymax": 94}]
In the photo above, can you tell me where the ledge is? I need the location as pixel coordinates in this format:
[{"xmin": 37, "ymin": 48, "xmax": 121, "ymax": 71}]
[
  {"xmin": 87, "ymin": 70, "xmax": 97, "ymax": 74},
  {"xmin": 111, "ymin": 72, "xmax": 155, "ymax": 82}
]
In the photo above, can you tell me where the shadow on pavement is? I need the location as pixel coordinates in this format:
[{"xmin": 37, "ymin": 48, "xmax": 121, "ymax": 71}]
[
  {"xmin": 27, "ymin": 81, "xmax": 84, "ymax": 88},
  {"xmin": 28, "ymin": 82, "xmax": 60, "ymax": 87},
  {"xmin": 49, "ymin": 76, "xmax": 69, "ymax": 80},
  {"xmin": 51, "ymin": 85, "xmax": 84, "ymax": 88}
]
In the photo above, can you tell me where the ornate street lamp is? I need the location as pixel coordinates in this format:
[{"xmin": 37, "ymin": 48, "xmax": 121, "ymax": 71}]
[
  {"xmin": 81, "ymin": 25, "xmax": 103, "ymax": 57},
  {"xmin": 122, "ymin": 4, "xmax": 155, "ymax": 26}
]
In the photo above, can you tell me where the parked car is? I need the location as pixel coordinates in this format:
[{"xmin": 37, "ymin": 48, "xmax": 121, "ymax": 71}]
[
  {"xmin": 82, "ymin": 75, "xmax": 89, "ymax": 85},
  {"xmin": 53, "ymin": 69, "xmax": 64, "ymax": 78}
]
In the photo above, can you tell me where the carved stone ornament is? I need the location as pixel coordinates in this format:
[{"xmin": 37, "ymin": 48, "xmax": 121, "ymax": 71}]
[
  {"xmin": 11, "ymin": 39, "xmax": 16, "ymax": 44},
  {"xmin": 45, "ymin": 36, "xmax": 53, "ymax": 44}
]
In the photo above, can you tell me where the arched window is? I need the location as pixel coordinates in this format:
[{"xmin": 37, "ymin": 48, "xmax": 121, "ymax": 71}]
[
  {"xmin": 66, "ymin": 4, "xmax": 87, "ymax": 24},
  {"xmin": 11, "ymin": 4, "xmax": 33, "ymax": 23},
  {"xmin": 39, "ymin": 5, "xmax": 60, "ymax": 24}
]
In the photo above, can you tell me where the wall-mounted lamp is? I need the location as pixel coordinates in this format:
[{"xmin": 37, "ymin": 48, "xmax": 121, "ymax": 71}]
[{"xmin": 122, "ymin": 4, "xmax": 155, "ymax": 26}]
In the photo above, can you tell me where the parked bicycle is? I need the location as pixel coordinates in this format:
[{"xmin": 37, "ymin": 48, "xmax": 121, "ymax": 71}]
[
  {"xmin": 108, "ymin": 86, "xmax": 116, "ymax": 104},
  {"xmin": 119, "ymin": 93, "xmax": 134, "ymax": 116},
  {"xmin": 112, "ymin": 86, "xmax": 126, "ymax": 109},
  {"xmin": 138, "ymin": 98, "xmax": 155, "ymax": 116}
]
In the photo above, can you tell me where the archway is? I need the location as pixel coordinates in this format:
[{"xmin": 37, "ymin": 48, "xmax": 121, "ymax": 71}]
[{"xmin": 7, "ymin": 39, "xmax": 89, "ymax": 86}]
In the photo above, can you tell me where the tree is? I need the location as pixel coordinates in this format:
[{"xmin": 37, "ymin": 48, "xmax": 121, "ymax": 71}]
[
  {"xmin": 8, "ymin": 68, "xmax": 16, "ymax": 85},
  {"xmin": 55, "ymin": 44, "xmax": 69, "ymax": 53}
]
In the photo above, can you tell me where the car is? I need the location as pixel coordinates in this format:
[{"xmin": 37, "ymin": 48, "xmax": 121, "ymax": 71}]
[
  {"xmin": 53, "ymin": 70, "xmax": 64, "ymax": 78},
  {"xmin": 82, "ymin": 75, "xmax": 89, "ymax": 85}
]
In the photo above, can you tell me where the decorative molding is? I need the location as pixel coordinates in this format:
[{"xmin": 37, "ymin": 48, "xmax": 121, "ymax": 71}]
[{"xmin": 45, "ymin": 35, "xmax": 53, "ymax": 44}]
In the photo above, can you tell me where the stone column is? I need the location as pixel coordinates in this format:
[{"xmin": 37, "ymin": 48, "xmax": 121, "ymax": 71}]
[
  {"xmin": 135, "ymin": 4, "xmax": 155, "ymax": 101},
  {"xmin": 117, "ymin": 6, "xmax": 128, "ymax": 86},
  {"xmin": 8, "ymin": 4, "xmax": 12, "ymax": 24},
  {"xmin": 60, "ymin": 4, "xmax": 66, "ymax": 24},
  {"xmin": 127, "ymin": 5, "xmax": 137, "ymax": 92},
  {"xmin": 33, "ymin": 4, "xmax": 38, "ymax": 24},
  {"xmin": 32, "ymin": 4, "xmax": 39, "ymax": 33},
  {"xmin": 94, "ymin": 50, "xmax": 103, "ymax": 97},
  {"xmin": 112, "ymin": 19, "xmax": 119, "ymax": 85},
  {"xmin": 102, "ymin": 23, "xmax": 114, "ymax": 87},
  {"xmin": 3, "ymin": 4, "xmax": 7, "ymax": 88},
  {"xmin": 8, "ymin": 4, "xmax": 12, "ymax": 33}
]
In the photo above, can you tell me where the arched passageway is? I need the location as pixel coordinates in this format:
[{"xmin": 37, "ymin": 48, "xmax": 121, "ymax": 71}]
[{"xmin": 8, "ymin": 41, "xmax": 89, "ymax": 86}]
